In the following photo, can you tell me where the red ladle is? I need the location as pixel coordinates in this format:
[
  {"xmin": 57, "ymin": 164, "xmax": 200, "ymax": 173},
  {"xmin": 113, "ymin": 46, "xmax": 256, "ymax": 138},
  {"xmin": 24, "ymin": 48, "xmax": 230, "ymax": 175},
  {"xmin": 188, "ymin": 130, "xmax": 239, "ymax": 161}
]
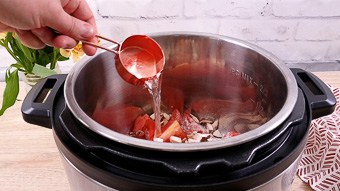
[{"xmin": 84, "ymin": 35, "xmax": 165, "ymax": 85}]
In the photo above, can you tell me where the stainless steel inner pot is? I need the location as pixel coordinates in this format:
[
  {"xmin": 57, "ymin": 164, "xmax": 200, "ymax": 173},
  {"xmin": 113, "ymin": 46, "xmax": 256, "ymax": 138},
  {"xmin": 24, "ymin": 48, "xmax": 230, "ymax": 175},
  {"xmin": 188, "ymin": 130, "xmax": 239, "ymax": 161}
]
[{"xmin": 64, "ymin": 32, "xmax": 298, "ymax": 151}]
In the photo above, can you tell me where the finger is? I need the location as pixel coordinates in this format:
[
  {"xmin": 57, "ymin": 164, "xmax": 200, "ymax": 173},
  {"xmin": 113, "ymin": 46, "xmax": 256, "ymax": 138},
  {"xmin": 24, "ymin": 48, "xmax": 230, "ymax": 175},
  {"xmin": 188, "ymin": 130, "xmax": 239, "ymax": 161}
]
[
  {"xmin": 53, "ymin": 34, "xmax": 96, "ymax": 56},
  {"xmin": 82, "ymin": 16, "xmax": 98, "ymax": 55},
  {"xmin": 44, "ymin": 6, "xmax": 95, "ymax": 41},
  {"xmin": 82, "ymin": 37, "xmax": 97, "ymax": 56},
  {"xmin": 62, "ymin": 0, "xmax": 81, "ymax": 14},
  {"xmin": 68, "ymin": 0, "xmax": 98, "ymax": 38},
  {"xmin": 81, "ymin": 16, "xmax": 97, "ymax": 55},
  {"xmin": 63, "ymin": 0, "xmax": 92, "ymax": 20},
  {"xmin": 58, "ymin": 0, "xmax": 98, "ymax": 56},
  {"xmin": 31, "ymin": 27, "xmax": 55, "ymax": 46},
  {"xmin": 52, "ymin": 35, "xmax": 78, "ymax": 49},
  {"xmin": 15, "ymin": 29, "xmax": 45, "ymax": 49},
  {"xmin": 0, "ymin": 23, "xmax": 14, "ymax": 32},
  {"xmin": 62, "ymin": 0, "xmax": 97, "ymax": 29},
  {"xmin": 48, "ymin": 0, "xmax": 97, "ymax": 55},
  {"xmin": 52, "ymin": 12, "xmax": 94, "ymax": 40}
]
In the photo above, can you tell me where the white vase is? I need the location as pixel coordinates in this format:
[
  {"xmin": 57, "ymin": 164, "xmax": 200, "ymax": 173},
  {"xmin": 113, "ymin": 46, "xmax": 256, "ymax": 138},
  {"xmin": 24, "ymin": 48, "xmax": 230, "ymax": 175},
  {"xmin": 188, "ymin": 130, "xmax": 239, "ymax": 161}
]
[{"xmin": 22, "ymin": 63, "xmax": 61, "ymax": 93}]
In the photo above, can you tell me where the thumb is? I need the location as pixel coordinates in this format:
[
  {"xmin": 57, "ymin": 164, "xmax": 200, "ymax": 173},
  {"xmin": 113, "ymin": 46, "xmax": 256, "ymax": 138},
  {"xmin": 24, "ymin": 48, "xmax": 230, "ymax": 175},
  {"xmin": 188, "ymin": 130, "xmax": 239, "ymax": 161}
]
[{"xmin": 46, "ymin": 10, "xmax": 95, "ymax": 40}]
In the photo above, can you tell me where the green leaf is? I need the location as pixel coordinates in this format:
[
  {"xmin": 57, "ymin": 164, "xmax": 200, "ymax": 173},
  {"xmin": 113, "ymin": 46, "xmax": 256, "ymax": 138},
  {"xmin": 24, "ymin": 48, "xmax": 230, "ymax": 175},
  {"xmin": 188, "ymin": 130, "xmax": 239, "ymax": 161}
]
[
  {"xmin": 0, "ymin": 38, "xmax": 4, "ymax": 46},
  {"xmin": 10, "ymin": 63, "xmax": 23, "ymax": 69},
  {"xmin": 4, "ymin": 32, "xmax": 11, "ymax": 44},
  {"xmin": 6, "ymin": 33, "xmax": 36, "ymax": 72},
  {"xmin": 0, "ymin": 69, "xmax": 19, "ymax": 116},
  {"xmin": 7, "ymin": 34, "xmax": 31, "ymax": 71},
  {"xmin": 43, "ymin": 45, "xmax": 54, "ymax": 54},
  {"xmin": 15, "ymin": 36, "xmax": 34, "ymax": 63},
  {"xmin": 32, "ymin": 64, "xmax": 57, "ymax": 78},
  {"xmin": 36, "ymin": 50, "xmax": 50, "ymax": 67},
  {"xmin": 2, "ymin": 33, "xmax": 22, "ymax": 65},
  {"xmin": 57, "ymin": 55, "xmax": 69, "ymax": 61}
]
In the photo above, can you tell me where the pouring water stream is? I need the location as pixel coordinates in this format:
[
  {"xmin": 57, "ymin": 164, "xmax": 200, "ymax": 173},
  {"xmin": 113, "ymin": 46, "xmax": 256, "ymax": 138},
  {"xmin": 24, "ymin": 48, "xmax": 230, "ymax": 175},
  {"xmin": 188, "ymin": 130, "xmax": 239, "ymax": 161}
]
[{"xmin": 84, "ymin": 34, "xmax": 165, "ymax": 138}]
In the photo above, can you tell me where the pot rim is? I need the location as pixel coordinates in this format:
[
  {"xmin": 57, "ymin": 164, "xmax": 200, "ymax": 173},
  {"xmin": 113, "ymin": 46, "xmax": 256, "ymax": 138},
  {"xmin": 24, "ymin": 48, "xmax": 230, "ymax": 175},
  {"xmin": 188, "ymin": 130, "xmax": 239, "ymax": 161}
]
[{"xmin": 64, "ymin": 32, "xmax": 298, "ymax": 152}]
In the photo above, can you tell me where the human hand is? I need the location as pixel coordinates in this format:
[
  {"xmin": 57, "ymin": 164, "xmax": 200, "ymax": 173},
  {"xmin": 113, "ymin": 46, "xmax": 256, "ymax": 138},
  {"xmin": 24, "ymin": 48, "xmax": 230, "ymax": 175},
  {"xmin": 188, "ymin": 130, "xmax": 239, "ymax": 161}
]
[{"xmin": 0, "ymin": 0, "xmax": 97, "ymax": 55}]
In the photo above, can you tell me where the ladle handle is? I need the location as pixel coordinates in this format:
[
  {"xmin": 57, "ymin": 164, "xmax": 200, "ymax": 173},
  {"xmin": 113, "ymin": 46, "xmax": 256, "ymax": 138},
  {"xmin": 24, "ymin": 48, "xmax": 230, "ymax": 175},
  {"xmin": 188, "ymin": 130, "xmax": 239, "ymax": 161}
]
[
  {"xmin": 96, "ymin": 34, "xmax": 120, "ymax": 45},
  {"xmin": 82, "ymin": 34, "xmax": 120, "ymax": 55},
  {"xmin": 21, "ymin": 74, "xmax": 67, "ymax": 128}
]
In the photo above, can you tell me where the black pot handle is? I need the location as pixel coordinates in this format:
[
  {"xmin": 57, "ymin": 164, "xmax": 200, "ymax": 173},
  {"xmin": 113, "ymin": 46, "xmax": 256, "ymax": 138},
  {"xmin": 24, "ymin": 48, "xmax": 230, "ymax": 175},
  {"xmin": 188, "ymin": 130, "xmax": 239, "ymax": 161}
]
[
  {"xmin": 21, "ymin": 74, "xmax": 67, "ymax": 128},
  {"xmin": 291, "ymin": 68, "xmax": 336, "ymax": 119}
]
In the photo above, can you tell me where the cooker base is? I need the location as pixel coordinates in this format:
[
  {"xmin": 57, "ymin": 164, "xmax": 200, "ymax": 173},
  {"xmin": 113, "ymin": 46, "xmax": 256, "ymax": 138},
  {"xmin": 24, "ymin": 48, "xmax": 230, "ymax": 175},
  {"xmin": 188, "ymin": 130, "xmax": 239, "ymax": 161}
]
[
  {"xmin": 249, "ymin": 154, "xmax": 302, "ymax": 191},
  {"xmin": 59, "ymin": 148, "xmax": 302, "ymax": 191},
  {"xmin": 59, "ymin": 151, "xmax": 116, "ymax": 191}
]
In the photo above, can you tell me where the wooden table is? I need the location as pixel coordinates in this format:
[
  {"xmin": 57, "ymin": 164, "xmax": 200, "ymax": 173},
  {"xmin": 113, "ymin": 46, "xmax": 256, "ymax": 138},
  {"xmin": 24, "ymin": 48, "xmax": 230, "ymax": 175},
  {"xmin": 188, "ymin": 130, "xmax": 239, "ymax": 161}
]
[{"xmin": 1, "ymin": 71, "xmax": 339, "ymax": 191}]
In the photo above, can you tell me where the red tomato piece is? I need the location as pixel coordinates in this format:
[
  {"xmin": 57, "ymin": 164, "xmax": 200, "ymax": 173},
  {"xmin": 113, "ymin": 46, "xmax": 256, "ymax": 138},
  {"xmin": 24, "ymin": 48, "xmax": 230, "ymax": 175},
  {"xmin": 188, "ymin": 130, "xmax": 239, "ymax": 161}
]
[
  {"xmin": 133, "ymin": 114, "xmax": 149, "ymax": 138},
  {"xmin": 159, "ymin": 120, "xmax": 187, "ymax": 142},
  {"xmin": 161, "ymin": 109, "xmax": 182, "ymax": 132},
  {"xmin": 132, "ymin": 114, "xmax": 155, "ymax": 140},
  {"xmin": 92, "ymin": 105, "xmax": 144, "ymax": 134},
  {"xmin": 143, "ymin": 116, "xmax": 155, "ymax": 140}
]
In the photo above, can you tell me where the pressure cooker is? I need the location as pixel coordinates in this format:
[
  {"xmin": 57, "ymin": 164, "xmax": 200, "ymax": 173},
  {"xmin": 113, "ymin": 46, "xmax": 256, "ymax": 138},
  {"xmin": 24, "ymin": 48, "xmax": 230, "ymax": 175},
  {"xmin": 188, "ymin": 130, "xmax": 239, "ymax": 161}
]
[{"xmin": 22, "ymin": 32, "xmax": 336, "ymax": 191}]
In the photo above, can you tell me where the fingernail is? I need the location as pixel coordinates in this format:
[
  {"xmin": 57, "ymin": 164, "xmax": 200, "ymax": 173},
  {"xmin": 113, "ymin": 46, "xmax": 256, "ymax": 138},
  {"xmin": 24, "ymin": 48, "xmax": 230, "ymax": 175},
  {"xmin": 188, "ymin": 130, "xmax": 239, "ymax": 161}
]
[
  {"xmin": 62, "ymin": 41, "xmax": 77, "ymax": 49},
  {"xmin": 80, "ymin": 23, "xmax": 94, "ymax": 39}
]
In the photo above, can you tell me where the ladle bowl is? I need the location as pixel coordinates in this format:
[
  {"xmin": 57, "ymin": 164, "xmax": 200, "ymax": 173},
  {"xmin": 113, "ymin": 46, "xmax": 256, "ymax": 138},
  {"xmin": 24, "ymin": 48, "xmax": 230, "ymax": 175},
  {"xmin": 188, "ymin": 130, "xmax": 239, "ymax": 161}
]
[{"xmin": 84, "ymin": 35, "xmax": 165, "ymax": 85}]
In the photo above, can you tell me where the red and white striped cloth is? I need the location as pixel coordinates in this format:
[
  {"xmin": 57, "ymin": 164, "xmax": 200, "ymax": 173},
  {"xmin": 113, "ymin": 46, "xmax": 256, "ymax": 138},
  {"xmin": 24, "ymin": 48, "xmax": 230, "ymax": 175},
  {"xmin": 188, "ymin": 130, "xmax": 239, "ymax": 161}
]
[{"xmin": 297, "ymin": 86, "xmax": 340, "ymax": 191}]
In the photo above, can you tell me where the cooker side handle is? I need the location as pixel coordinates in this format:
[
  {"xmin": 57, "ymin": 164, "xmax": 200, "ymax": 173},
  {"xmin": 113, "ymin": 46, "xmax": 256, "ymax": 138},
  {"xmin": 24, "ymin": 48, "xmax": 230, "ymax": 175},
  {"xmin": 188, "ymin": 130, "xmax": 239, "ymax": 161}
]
[
  {"xmin": 291, "ymin": 68, "xmax": 336, "ymax": 119},
  {"xmin": 21, "ymin": 74, "xmax": 67, "ymax": 128}
]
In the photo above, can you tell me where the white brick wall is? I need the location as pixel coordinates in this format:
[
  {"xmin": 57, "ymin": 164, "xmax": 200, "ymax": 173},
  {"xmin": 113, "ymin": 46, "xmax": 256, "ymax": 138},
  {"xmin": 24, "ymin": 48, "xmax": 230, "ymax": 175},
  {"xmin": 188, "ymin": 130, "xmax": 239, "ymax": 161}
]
[
  {"xmin": 219, "ymin": 19, "xmax": 295, "ymax": 41},
  {"xmin": 184, "ymin": 0, "xmax": 271, "ymax": 18},
  {"xmin": 97, "ymin": 0, "xmax": 183, "ymax": 18},
  {"xmin": 1, "ymin": 0, "xmax": 340, "ymax": 80},
  {"xmin": 272, "ymin": 0, "xmax": 340, "ymax": 17},
  {"xmin": 295, "ymin": 20, "xmax": 340, "ymax": 41}
]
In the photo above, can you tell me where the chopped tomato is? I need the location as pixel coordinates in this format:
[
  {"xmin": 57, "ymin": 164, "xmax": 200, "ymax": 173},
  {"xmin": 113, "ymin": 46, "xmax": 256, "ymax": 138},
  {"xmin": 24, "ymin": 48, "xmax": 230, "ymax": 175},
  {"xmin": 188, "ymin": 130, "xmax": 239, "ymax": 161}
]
[
  {"xmin": 92, "ymin": 105, "xmax": 144, "ymax": 134},
  {"xmin": 171, "ymin": 109, "xmax": 182, "ymax": 123},
  {"xmin": 133, "ymin": 114, "xmax": 148, "ymax": 138},
  {"xmin": 132, "ymin": 114, "xmax": 155, "ymax": 140},
  {"xmin": 161, "ymin": 109, "xmax": 182, "ymax": 132},
  {"xmin": 159, "ymin": 120, "xmax": 186, "ymax": 142},
  {"xmin": 143, "ymin": 117, "xmax": 155, "ymax": 140}
]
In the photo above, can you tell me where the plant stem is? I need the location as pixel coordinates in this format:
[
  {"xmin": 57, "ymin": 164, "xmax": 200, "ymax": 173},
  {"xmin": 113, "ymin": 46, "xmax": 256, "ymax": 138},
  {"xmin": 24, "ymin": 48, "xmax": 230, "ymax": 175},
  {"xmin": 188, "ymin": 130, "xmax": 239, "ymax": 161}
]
[
  {"xmin": 50, "ymin": 48, "xmax": 58, "ymax": 70},
  {"xmin": 50, "ymin": 54, "xmax": 60, "ymax": 70}
]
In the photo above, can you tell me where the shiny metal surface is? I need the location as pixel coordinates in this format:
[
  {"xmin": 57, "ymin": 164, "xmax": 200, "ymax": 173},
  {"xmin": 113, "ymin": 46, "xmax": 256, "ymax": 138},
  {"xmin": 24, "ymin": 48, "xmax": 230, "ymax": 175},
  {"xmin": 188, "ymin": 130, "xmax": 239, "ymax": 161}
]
[
  {"xmin": 249, "ymin": 154, "xmax": 302, "ymax": 191},
  {"xmin": 64, "ymin": 32, "xmax": 298, "ymax": 151},
  {"xmin": 59, "ymin": 151, "xmax": 117, "ymax": 191}
]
